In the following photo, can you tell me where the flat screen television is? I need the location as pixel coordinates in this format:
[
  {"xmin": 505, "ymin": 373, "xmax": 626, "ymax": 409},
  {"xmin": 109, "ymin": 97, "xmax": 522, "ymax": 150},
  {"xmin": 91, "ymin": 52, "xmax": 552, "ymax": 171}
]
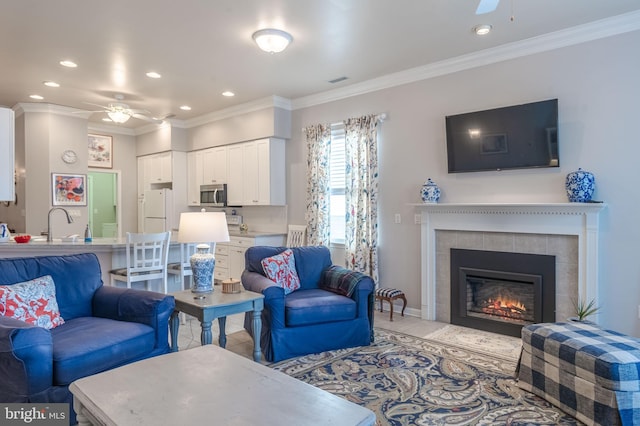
[{"xmin": 445, "ymin": 99, "xmax": 558, "ymax": 173}]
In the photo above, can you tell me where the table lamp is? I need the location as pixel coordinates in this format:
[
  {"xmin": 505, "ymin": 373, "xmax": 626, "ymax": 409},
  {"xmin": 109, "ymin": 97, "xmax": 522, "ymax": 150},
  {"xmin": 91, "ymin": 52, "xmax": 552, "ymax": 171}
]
[{"xmin": 178, "ymin": 210, "xmax": 230, "ymax": 293}]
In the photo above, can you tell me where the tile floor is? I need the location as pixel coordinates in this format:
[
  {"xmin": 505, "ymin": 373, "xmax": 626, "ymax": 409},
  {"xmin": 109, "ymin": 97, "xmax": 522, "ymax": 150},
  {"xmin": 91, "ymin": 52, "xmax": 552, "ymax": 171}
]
[{"xmin": 175, "ymin": 309, "xmax": 450, "ymax": 363}]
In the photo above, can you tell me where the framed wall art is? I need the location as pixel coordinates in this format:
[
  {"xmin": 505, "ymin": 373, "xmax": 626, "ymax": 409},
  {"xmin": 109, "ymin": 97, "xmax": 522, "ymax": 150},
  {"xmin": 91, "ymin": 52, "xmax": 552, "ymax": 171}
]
[
  {"xmin": 88, "ymin": 133, "xmax": 113, "ymax": 168},
  {"xmin": 52, "ymin": 173, "xmax": 87, "ymax": 206}
]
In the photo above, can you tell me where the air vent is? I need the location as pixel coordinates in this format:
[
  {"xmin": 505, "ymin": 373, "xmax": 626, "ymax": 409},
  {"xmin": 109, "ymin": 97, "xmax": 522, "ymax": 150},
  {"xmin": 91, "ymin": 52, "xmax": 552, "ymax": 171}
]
[{"xmin": 328, "ymin": 76, "xmax": 348, "ymax": 84}]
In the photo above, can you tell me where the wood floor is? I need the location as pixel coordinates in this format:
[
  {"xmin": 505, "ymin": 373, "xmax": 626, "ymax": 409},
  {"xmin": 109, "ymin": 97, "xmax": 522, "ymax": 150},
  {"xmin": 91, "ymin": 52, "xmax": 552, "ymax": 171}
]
[{"xmin": 176, "ymin": 309, "xmax": 451, "ymax": 364}]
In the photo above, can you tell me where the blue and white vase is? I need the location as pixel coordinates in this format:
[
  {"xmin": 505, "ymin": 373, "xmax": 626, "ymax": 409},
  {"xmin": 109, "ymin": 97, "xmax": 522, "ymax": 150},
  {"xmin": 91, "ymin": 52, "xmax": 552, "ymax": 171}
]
[
  {"xmin": 420, "ymin": 178, "xmax": 441, "ymax": 203},
  {"xmin": 565, "ymin": 168, "xmax": 595, "ymax": 202},
  {"xmin": 190, "ymin": 244, "xmax": 215, "ymax": 293},
  {"xmin": 0, "ymin": 223, "xmax": 10, "ymax": 243}
]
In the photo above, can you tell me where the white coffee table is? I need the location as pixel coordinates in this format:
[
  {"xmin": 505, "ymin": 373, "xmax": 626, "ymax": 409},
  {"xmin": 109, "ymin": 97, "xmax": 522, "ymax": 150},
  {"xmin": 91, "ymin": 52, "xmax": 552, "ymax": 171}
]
[{"xmin": 70, "ymin": 345, "xmax": 375, "ymax": 426}]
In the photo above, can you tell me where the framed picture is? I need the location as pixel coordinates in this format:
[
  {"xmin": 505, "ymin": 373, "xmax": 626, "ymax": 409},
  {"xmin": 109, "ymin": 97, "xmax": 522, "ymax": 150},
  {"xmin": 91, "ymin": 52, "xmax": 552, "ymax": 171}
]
[
  {"xmin": 52, "ymin": 173, "xmax": 87, "ymax": 206},
  {"xmin": 88, "ymin": 133, "xmax": 113, "ymax": 168}
]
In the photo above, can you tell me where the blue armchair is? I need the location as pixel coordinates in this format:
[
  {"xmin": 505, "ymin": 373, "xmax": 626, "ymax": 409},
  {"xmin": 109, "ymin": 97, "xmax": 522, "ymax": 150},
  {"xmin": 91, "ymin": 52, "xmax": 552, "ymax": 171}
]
[
  {"xmin": 0, "ymin": 253, "xmax": 175, "ymax": 422},
  {"xmin": 242, "ymin": 246, "xmax": 374, "ymax": 362}
]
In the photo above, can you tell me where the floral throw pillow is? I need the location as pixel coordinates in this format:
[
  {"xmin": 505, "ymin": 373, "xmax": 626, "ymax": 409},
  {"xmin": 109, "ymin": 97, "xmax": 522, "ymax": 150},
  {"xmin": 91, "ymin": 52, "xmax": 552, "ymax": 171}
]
[
  {"xmin": 0, "ymin": 275, "xmax": 65, "ymax": 329},
  {"xmin": 261, "ymin": 249, "xmax": 301, "ymax": 295}
]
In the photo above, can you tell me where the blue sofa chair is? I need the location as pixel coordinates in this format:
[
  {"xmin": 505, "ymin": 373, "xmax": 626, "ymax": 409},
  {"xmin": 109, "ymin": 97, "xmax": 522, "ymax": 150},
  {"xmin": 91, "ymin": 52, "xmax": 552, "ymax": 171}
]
[
  {"xmin": 0, "ymin": 253, "xmax": 175, "ymax": 422},
  {"xmin": 242, "ymin": 245, "xmax": 375, "ymax": 362}
]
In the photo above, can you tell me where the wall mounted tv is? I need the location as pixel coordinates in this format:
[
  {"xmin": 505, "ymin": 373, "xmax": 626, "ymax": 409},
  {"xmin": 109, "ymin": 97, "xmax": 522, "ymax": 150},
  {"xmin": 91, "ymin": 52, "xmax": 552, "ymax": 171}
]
[{"xmin": 445, "ymin": 99, "xmax": 558, "ymax": 173}]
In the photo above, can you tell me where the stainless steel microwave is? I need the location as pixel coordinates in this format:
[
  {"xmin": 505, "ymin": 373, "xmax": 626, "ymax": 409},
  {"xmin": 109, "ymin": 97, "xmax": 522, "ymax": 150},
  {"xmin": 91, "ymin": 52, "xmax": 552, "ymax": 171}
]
[{"xmin": 200, "ymin": 184, "xmax": 227, "ymax": 207}]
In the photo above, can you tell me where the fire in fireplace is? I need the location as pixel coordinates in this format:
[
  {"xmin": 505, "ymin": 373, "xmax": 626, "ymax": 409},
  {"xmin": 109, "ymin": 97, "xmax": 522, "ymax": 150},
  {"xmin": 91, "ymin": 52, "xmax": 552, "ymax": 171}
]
[{"xmin": 451, "ymin": 249, "xmax": 555, "ymax": 337}]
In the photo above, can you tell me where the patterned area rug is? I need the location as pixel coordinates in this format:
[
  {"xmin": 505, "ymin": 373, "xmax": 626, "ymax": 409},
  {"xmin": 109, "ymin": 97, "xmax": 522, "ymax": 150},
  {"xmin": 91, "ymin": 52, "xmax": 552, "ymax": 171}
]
[{"xmin": 271, "ymin": 329, "xmax": 581, "ymax": 425}]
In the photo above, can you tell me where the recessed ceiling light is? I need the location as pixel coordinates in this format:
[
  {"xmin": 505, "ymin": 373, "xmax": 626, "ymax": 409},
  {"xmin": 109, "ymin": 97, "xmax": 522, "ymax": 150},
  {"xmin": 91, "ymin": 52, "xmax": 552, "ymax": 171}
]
[
  {"xmin": 29, "ymin": 94, "xmax": 44, "ymax": 100},
  {"xmin": 473, "ymin": 24, "xmax": 492, "ymax": 35},
  {"xmin": 43, "ymin": 81, "xmax": 60, "ymax": 87},
  {"xmin": 102, "ymin": 118, "xmax": 113, "ymax": 122},
  {"xmin": 180, "ymin": 105, "xmax": 191, "ymax": 111},
  {"xmin": 59, "ymin": 60, "xmax": 77, "ymax": 68},
  {"xmin": 146, "ymin": 71, "xmax": 161, "ymax": 79},
  {"xmin": 222, "ymin": 91, "xmax": 235, "ymax": 97}
]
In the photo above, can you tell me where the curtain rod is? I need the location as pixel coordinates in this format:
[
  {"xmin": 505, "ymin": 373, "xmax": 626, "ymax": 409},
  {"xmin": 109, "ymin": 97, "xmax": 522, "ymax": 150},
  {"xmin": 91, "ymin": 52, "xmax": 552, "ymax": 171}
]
[{"xmin": 302, "ymin": 112, "xmax": 387, "ymax": 132}]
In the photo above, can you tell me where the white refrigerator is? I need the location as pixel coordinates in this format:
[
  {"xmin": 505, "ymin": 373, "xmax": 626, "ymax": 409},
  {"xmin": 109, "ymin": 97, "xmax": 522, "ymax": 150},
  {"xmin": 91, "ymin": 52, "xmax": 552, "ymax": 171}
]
[{"xmin": 143, "ymin": 189, "xmax": 173, "ymax": 233}]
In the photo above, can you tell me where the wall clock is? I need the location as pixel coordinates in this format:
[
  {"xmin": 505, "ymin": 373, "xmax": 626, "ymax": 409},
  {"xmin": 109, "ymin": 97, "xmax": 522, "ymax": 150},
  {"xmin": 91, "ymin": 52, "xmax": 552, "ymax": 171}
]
[{"xmin": 61, "ymin": 149, "xmax": 78, "ymax": 164}]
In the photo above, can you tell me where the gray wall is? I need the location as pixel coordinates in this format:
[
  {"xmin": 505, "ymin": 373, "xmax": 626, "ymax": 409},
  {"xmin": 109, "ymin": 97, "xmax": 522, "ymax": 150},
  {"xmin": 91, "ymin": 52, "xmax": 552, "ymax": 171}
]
[{"xmin": 287, "ymin": 30, "xmax": 640, "ymax": 336}]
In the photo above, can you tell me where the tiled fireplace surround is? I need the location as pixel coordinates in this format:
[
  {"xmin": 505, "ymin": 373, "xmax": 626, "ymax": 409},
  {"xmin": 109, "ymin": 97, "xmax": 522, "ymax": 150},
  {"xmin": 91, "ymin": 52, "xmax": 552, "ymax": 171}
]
[{"xmin": 415, "ymin": 203, "xmax": 606, "ymax": 325}]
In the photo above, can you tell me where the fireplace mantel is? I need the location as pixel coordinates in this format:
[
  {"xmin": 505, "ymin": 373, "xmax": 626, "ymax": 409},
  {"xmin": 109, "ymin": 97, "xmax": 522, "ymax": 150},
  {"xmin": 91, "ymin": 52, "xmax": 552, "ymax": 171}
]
[{"xmin": 411, "ymin": 202, "xmax": 606, "ymax": 321}]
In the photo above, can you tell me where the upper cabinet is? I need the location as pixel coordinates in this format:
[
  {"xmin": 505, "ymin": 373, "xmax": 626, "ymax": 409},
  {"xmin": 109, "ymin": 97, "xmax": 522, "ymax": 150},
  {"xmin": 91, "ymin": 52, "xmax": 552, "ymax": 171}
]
[
  {"xmin": 138, "ymin": 151, "xmax": 185, "ymax": 197},
  {"xmin": 186, "ymin": 138, "xmax": 285, "ymax": 207},
  {"xmin": 187, "ymin": 146, "xmax": 228, "ymax": 206},
  {"xmin": 0, "ymin": 108, "xmax": 15, "ymax": 202},
  {"xmin": 202, "ymin": 146, "xmax": 227, "ymax": 185},
  {"xmin": 227, "ymin": 138, "xmax": 285, "ymax": 206}
]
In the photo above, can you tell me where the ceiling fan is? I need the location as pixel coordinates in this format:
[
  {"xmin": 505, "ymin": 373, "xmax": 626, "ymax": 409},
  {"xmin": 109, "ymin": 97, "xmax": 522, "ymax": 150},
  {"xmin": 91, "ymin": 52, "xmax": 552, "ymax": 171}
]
[
  {"xmin": 82, "ymin": 94, "xmax": 174, "ymax": 124},
  {"xmin": 476, "ymin": 0, "xmax": 499, "ymax": 14}
]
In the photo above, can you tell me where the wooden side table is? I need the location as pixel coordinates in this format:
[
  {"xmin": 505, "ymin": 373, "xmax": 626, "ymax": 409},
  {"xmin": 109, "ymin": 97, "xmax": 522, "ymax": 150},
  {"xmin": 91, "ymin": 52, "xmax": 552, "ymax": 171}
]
[{"xmin": 169, "ymin": 289, "xmax": 264, "ymax": 362}]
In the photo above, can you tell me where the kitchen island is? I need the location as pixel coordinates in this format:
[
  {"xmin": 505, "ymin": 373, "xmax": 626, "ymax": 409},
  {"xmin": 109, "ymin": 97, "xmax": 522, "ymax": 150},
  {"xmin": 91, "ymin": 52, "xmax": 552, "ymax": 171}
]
[{"xmin": 0, "ymin": 232, "xmax": 286, "ymax": 290}]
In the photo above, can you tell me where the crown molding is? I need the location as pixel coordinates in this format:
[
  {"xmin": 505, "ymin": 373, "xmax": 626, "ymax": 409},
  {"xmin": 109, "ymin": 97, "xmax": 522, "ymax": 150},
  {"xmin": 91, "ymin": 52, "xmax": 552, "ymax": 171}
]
[
  {"xmin": 88, "ymin": 122, "xmax": 136, "ymax": 136},
  {"xmin": 291, "ymin": 10, "xmax": 640, "ymax": 110},
  {"xmin": 13, "ymin": 102, "xmax": 92, "ymax": 119},
  {"xmin": 185, "ymin": 95, "xmax": 292, "ymax": 128}
]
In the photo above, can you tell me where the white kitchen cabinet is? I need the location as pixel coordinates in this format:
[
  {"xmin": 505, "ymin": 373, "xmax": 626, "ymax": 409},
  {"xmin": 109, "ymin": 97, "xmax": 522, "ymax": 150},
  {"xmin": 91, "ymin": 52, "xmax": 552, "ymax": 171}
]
[
  {"xmin": 226, "ymin": 144, "xmax": 244, "ymax": 206},
  {"xmin": 0, "ymin": 108, "xmax": 15, "ymax": 202},
  {"xmin": 202, "ymin": 146, "xmax": 227, "ymax": 185},
  {"xmin": 137, "ymin": 156, "xmax": 152, "ymax": 198},
  {"xmin": 213, "ymin": 243, "xmax": 229, "ymax": 282},
  {"xmin": 214, "ymin": 234, "xmax": 285, "ymax": 282},
  {"xmin": 226, "ymin": 138, "xmax": 285, "ymax": 206},
  {"xmin": 148, "ymin": 151, "xmax": 172, "ymax": 184},
  {"xmin": 187, "ymin": 151, "xmax": 204, "ymax": 206},
  {"xmin": 139, "ymin": 151, "xmax": 181, "ymax": 191},
  {"xmin": 187, "ymin": 147, "xmax": 228, "ymax": 206},
  {"xmin": 228, "ymin": 239, "xmax": 249, "ymax": 281}
]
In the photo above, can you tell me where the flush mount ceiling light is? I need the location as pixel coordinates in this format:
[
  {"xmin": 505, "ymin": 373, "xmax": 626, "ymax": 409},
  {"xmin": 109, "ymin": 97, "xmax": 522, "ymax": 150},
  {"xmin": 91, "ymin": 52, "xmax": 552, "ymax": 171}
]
[
  {"xmin": 473, "ymin": 24, "xmax": 492, "ymax": 35},
  {"xmin": 252, "ymin": 28, "xmax": 293, "ymax": 53}
]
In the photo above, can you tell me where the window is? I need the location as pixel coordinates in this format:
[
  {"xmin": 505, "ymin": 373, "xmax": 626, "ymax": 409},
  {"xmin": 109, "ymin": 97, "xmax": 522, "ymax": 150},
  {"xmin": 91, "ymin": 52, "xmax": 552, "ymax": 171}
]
[{"xmin": 329, "ymin": 124, "xmax": 346, "ymax": 245}]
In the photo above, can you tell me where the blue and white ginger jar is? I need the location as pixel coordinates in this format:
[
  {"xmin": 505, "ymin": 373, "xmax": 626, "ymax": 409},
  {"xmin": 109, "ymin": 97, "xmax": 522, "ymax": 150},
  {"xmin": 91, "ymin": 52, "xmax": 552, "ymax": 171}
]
[
  {"xmin": 421, "ymin": 178, "xmax": 441, "ymax": 203},
  {"xmin": 565, "ymin": 168, "xmax": 595, "ymax": 202}
]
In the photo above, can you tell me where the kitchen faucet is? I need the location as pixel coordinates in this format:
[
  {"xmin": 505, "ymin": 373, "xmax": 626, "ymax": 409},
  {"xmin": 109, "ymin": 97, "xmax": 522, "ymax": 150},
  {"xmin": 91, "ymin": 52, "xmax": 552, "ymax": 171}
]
[{"xmin": 47, "ymin": 207, "xmax": 74, "ymax": 242}]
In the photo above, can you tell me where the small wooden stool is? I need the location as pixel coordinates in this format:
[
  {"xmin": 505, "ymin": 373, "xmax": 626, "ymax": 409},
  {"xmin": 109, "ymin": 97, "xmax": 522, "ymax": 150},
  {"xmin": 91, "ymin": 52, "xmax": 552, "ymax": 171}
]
[{"xmin": 375, "ymin": 288, "xmax": 407, "ymax": 321}]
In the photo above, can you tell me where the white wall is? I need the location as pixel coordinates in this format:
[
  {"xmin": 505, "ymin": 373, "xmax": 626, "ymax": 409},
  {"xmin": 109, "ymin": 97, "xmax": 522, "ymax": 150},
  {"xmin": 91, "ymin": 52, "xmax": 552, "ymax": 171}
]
[{"xmin": 288, "ymin": 30, "xmax": 640, "ymax": 336}]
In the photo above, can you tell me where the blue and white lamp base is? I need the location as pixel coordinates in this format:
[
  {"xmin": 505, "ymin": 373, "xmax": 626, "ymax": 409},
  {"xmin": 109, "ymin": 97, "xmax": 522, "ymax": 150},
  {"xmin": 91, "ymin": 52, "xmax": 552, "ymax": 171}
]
[{"xmin": 190, "ymin": 244, "xmax": 215, "ymax": 293}]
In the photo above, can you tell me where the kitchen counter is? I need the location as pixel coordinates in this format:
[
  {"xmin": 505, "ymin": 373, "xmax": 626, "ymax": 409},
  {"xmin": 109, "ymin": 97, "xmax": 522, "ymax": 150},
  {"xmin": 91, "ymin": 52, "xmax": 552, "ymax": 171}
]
[
  {"xmin": 0, "ymin": 233, "xmax": 286, "ymax": 288},
  {"xmin": 228, "ymin": 230, "xmax": 286, "ymax": 239},
  {"xmin": 0, "ymin": 238, "xmax": 178, "ymax": 287}
]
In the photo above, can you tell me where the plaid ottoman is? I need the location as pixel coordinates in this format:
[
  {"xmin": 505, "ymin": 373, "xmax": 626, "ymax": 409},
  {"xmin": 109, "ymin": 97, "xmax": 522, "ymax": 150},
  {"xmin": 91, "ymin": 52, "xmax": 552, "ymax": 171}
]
[{"xmin": 517, "ymin": 322, "xmax": 640, "ymax": 426}]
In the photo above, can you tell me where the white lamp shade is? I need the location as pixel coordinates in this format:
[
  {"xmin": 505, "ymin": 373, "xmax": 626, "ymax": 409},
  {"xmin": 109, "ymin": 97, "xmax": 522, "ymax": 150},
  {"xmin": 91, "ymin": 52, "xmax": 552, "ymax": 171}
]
[{"xmin": 178, "ymin": 211, "xmax": 230, "ymax": 243}]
